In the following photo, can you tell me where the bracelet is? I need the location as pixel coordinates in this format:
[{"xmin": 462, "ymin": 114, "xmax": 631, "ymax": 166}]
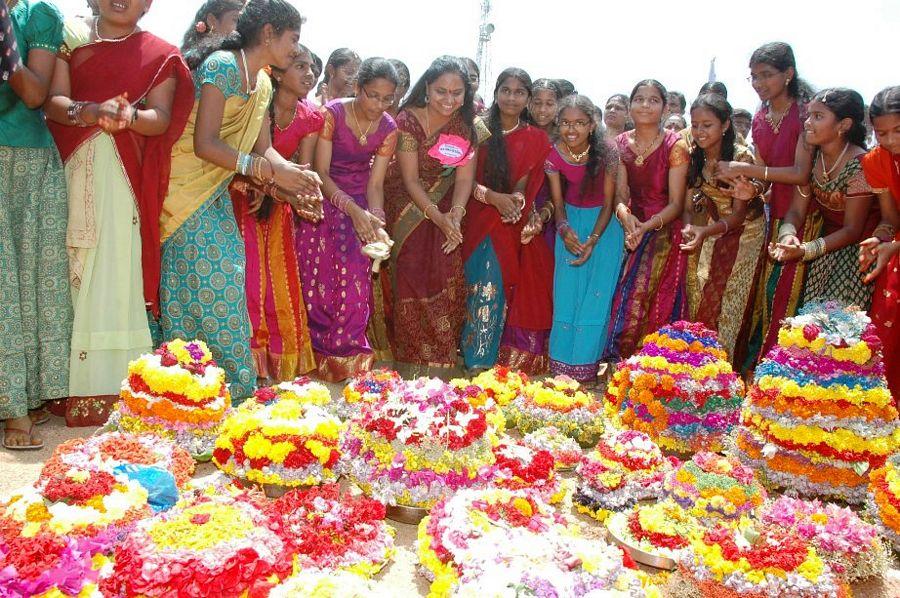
[
  {"xmin": 653, "ymin": 214, "xmax": 664, "ymax": 231},
  {"xmin": 423, "ymin": 204, "xmax": 439, "ymax": 220},
  {"xmin": 450, "ymin": 205, "xmax": 466, "ymax": 217},
  {"xmin": 751, "ymin": 179, "xmax": 766, "ymax": 196},
  {"xmin": 615, "ymin": 204, "xmax": 631, "ymax": 223},
  {"xmin": 717, "ymin": 219, "xmax": 729, "ymax": 235},
  {"xmin": 764, "ymin": 166, "xmax": 769, "ymax": 182},
  {"xmin": 557, "ymin": 219, "xmax": 571, "ymax": 237},
  {"xmin": 511, "ymin": 191, "xmax": 525, "ymax": 211},
  {"xmin": 587, "ymin": 233, "xmax": 600, "ymax": 242},
  {"xmin": 370, "ymin": 207, "xmax": 386, "ymax": 222},
  {"xmin": 67, "ymin": 101, "xmax": 89, "ymax": 127},
  {"xmin": 236, "ymin": 152, "xmax": 252, "ymax": 176},
  {"xmin": 797, "ymin": 185, "xmax": 810, "ymax": 199},
  {"xmin": 802, "ymin": 237, "xmax": 826, "ymax": 262},
  {"xmin": 329, "ymin": 189, "xmax": 353, "ymax": 214},
  {"xmin": 130, "ymin": 107, "xmax": 139, "ymax": 126},
  {"xmin": 538, "ymin": 205, "xmax": 553, "ymax": 223},
  {"xmin": 873, "ymin": 224, "xmax": 896, "ymax": 243},
  {"xmin": 777, "ymin": 222, "xmax": 797, "ymax": 242},
  {"xmin": 474, "ymin": 184, "xmax": 489, "ymax": 204}
]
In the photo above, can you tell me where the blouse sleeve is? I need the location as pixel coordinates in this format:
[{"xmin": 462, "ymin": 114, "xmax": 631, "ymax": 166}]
[
  {"xmin": 862, "ymin": 150, "xmax": 890, "ymax": 193},
  {"xmin": 544, "ymin": 148, "xmax": 561, "ymax": 174},
  {"xmin": 319, "ymin": 108, "xmax": 335, "ymax": 142},
  {"xmin": 198, "ymin": 51, "xmax": 242, "ymax": 99},
  {"xmin": 23, "ymin": 0, "xmax": 63, "ymax": 53},
  {"xmin": 377, "ymin": 129, "xmax": 398, "ymax": 158},
  {"xmin": 846, "ymin": 160, "xmax": 874, "ymax": 198},
  {"xmin": 669, "ymin": 138, "xmax": 691, "ymax": 168}
]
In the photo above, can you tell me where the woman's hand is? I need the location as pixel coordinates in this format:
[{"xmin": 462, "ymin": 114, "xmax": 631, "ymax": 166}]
[
  {"xmin": 432, "ymin": 210, "xmax": 463, "ymax": 253},
  {"xmin": 569, "ymin": 238, "xmax": 595, "ymax": 266},
  {"xmin": 96, "ymin": 94, "xmax": 132, "ymax": 133},
  {"xmin": 561, "ymin": 226, "xmax": 585, "ymax": 256},
  {"xmin": 625, "ymin": 220, "xmax": 652, "ymax": 251},
  {"xmin": 859, "ymin": 236, "xmax": 881, "ymax": 272},
  {"xmin": 770, "ymin": 235, "xmax": 804, "ymax": 262},
  {"xmin": 272, "ymin": 162, "xmax": 322, "ymax": 196},
  {"xmin": 349, "ymin": 206, "xmax": 384, "ymax": 245},
  {"xmin": 491, "ymin": 192, "xmax": 523, "ymax": 223},
  {"xmin": 863, "ymin": 240, "xmax": 900, "ymax": 283},
  {"xmin": 295, "ymin": 192, "xmax": 323, "ymax": 222},
  {"xmin": 715, "ymin": 160, "xmax": 751, "ymax": 182},
  {"xmin": 727, "ymin": 177, "xmax": 759, "ymax": 201},
  {"xmin": 520, "ymin": 211, "xmax": 543, "ymax": 244},
  {"xmin": 679, "ymin": 223, "xmax": 706, "ymax": 253}
]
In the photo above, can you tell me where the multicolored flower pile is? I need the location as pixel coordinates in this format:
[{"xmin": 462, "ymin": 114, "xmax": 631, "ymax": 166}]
[
  {"xmin": 606, "ymin": 499, "xmax": 699, "ymax": 563},
  {"xmin": 522, "ymin": 426, "xmax": 583, "ymax": 470},
  {"xmin": 101, "ymin": 486, "xmax": 290, "ymax": 597},
  {"xmin": 674, "ymin": 519, "xmax": 847, "ymax": 598},
  {"xmin": 268, "ymin": 484, "xmax": 395, "ymax": 578},
  {"xmin": 607, "ymin": 321, "xmax": 744, "ymax": 454},
  {"xmin": 508, "ymin": 375, "xmax": 605, "ymax": 447},
  {"xmin": 335, "ymin": 368, "xmax": 401, "ymax": 419},
  {"xmin": 112, "ymin": 339, "xmax": 231, "ymax": 460},
  {"xmin": 213, "ymin": 383, "xmax": 343, "ymax": 488},
  {"xmin": 868, "ymin": 453, "xmax": 900, "ymax": 550},
  {"xmin": 269, "ymin": 569, "xmax": 377, "ymax": 598},
  {"xmin": 418, "ymin": 488, "xmax": 657, "ymax": 598},
  {"xmin": 759, "ymin": 496, "xmax": 888, "ymax": 582},
  {"xmin": 39, "ymin": 431, "xmax": 195, "ymax": 488},
  {"xmin": 736, "ymin": 302, "xmax": 900, "ymax": 504},
  {"xmin": 454, "ymin": 365, "xmax": 529, "ymax": 408},
  {"xmin": 342, "ymin": 377, "xmax": 500, "ymax": 509},
  {"xmin": 664, "ymin": 452, "xmax": 766, "ymax": 522},
  {"xmin": 491, "ymin": 439, "xmax": 563, "ymax": 504},
  {"xmin": 574, "ymin": 429, "xmax": 676, "ymax": 522}
]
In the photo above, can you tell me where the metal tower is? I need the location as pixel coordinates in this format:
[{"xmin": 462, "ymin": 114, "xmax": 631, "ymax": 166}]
[{"xmin": 475, "ymin": 0, "xmax": 494, "ymax": 92}]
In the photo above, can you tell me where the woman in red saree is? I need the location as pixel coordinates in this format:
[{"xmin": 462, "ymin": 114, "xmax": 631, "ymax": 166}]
[
  {"xmin": 383, "ymin": 55, "xmax": 488, "ymax": 378},
  {"xmin": 45, "ymin": 0, "xmax": 193, "ymax": 424},
  {"xmin": 461, "ymin": 67, "xmax": 552, "ymax": 374}
]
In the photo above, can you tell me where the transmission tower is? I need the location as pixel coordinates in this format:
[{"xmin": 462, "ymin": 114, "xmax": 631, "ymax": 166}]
[{"xmin": 475, "ymin": 0, "xmax": 494, "ymax": 91}]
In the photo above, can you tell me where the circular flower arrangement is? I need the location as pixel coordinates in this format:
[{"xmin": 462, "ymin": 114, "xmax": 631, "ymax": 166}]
[
  {"xmin": 39, "ymin": 432, "xmax": 195, "ymax": 488},
  {"xmin": 868, "ymin": 453, "xmax": 900, "ymax": 550},
  {"xmin": 269, "ymin": 569, "xmax": 376, "ymax": 598},
  {"xmin": 491, "ymin": 439, "xmax": 563, "ymax": 504},
  {"xmin": 665, "ymin": 452, "xmax": 766, "ymax": 522},
  {"xmin": 673, "ymin": 520, "xmax": 846, "ymax": 598},
  {"xmin": 606, "ymin": 321, "xmax": 744, "ymax": 454},
  {"xmin": 102, "ymin": 488, "xmax": 290, "ymax": 597},
  {"xmin": 736, "ymin": 302, "xmax": 900, "ymax": 504},
  {"xmin": 758, "ymin": 496, "xmax": 888, "ymax": 583},
  {"xmin": 268, "ymin": 484, "xmax": 395, "ymax": 578},
  {"xmin": 335, "ymin": 368, "xmax": 401, "ymax": 419},
  {"xmin": 522, "ymin": 426, "xmax": 583, "ymax": 470},
  {"xmin": 213, "ymin": 385, "xmax": 343, "ymax": 488},
  {"xmin": 112, "ymin": 339, "xmax": 231, "ymax": 460},
  {"xmin": 508, "ymin": 375, "xmax": 605, "ymax": 447},
  {"xmin": 607, "ymin": 499, "xmax": 699, "ymax": 564},
  {"xmin": 454, "ymin": 366, "xmax": 529, "ymax": 409},
  {"xmin": 574, "ymin": 429, "xmax": 677, "ymax": 522},
  {"xmin": 342, "ymin": 377, "xmax": 500, "ymax": 509}
]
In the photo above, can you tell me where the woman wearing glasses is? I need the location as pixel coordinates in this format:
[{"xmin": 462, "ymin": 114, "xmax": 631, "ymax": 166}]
[
  {"xmin": 605, "ymin": 79, "xmax": 690, "ymax": 362},
  {"xmin": 301, "ymin": 57, "xmax": 399, "ymax": 381}
]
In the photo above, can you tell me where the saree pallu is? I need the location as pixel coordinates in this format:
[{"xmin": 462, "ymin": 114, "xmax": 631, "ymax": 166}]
[
  {"xmin": 550, "ymin": 208, "xmax": 624, "ymax": 381},
  {"xmin": 871, "ymin": 245, "xmax": 899, "ymax": 404},
  {"xmin": 802, "ymin": 242, "xmax": 873, "ymax": 309}
]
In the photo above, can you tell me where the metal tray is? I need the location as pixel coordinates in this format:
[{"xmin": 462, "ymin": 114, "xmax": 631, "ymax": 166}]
[
  {"xmin": 606, "ymin": 512, "xmax": 679, "ymax": 570},
  {"xmin": 386, "ymin": 503, "xmax": 429, "ymax": 525}
]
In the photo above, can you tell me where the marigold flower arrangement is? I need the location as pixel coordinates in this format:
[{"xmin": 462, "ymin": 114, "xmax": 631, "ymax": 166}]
[
  {"xmin": 491, "ymin": 439, "xmax": 563, "ymax": 504},
  {"xmin": 418, "ymin": 487, "xmax": 657, "ymax": 598},
  {"xmin": 606, "ymin": 321, "xmax": 744, "ymax": 454},
  {"xmin": 39, "ymin": 432, "xmax": 195, "ymax": 488},
  {"xmin": 522, "ymin": 426, "xmax": 583, "ymax": 470},
  {"xmin": 736, "ymin": 302, "xmax": 900, "ymax": 504},
  {"xmin": 606, "ymin": 499, "xmax": 699, "ymax": 563},
  {"xmin": 574, "ymin": 429, "xmax": 677, "ymax": 522},
  {"xmin": 212, "ymin": 385, "xmax": 343, "ymax": 488},
  {"xmin": 336, "ymin": 368, "xmax": 401, "ymax": 419},
  {"xmin": 759, "ymin": 496, "xmax": 888, "ymax": 582},
  {"xmin": 269, "ymin": 569, "xmax": 377, "ymax": 598},
  {"xmin": 868, "ymin": 453, "xmax": 900, "ymax": 550},
  {"xmin": 664, "ymin": 451, "xmax": 766, "ymax": 522},
  {"xmin": 111, "ymin": 339, "xmax": 232, "ymax": 460},
  {"xmin": 268, "ymin": 484, "xmax": 395, "ymax": 578},
  {"xmin": 101, "ymin": 487, "xmax": 291, "ymax": 597},
  {"xmin": 508, "ymin": 375, "xmax": 605, "ymax": 447},
  {"xmin": 672, "ymin": 519, "xmax": 848, "ymax": 598},
  {"xmin": 342, "ymin": 377, "xmax": 500, "ymax": 509},
  {"xmin": 455, "ymin": 365, "xmax": 529, "ymax": 408}
]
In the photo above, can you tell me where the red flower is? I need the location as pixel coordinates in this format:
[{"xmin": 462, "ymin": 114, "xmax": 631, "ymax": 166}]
[{"xmin": 802, "ymin": 324, "xmax": 821, "ymax": 342}]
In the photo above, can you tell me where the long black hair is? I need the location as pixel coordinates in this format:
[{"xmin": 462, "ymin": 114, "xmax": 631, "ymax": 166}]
[
  {"xmin": 186, "ymin": 0, "xmax": 303, "ymax": 71},
  {"xmin": 870, "ymin": 86, "xmax": 900, "ymax": 121},
  {"xmin": 557, "ymin": 94, "xmax": 611, "ymax": 196},
  {"xmin": 812, "ymin": 88, "xmax": 868, "ymax": 150},
  {"xmin": 749, "ymin": 42, "xmax": 814, "ymax": 104},
  {"xmin": 181, "ymin": 0, "xmax": 242, "ymax": 55},
  {"xmin": 483, "ymin": 68, "xmax": 532, "ymax": 193},
  {"xmin": 323, "ymin": 48, "xmax": 360, "ymax": 84},
  {"xmin": 401, "ymin": 55, "xmax": 477, "ymax": 149},
  {"xmin": 687, "ymin": 93, "xmax": 737, "ymax": 188}
]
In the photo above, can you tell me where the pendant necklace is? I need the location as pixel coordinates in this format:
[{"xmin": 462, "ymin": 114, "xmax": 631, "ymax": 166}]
[
  {"xmin": 565, "ymin": 143, "xmax": 589, "ymax": 162},
  {"xmin": 820, "ymin": 142, "xmax": 849, "ymax": 183},
  {"xmin": 633, "ymin": 130, "xmax": 662, "ymax": 166},
  {"xmin": 350, "ymin": 100, "xmax": 376, "ymax": 146}
]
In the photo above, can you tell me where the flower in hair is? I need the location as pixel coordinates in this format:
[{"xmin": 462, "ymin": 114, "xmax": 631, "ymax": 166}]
[{"xmin": 194, "ymin": 21, "xmax": 208, "ymax": 34}]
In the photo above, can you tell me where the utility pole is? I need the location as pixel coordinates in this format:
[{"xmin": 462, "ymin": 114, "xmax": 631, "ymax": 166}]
[{"xmin": 475, "ymin": 0, "xmax": 494, "ymax": 92}]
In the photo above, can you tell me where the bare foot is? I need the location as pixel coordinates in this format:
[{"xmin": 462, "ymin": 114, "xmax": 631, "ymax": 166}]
[{"xmin": 4, "ymin": 416, "xmax": 42, "ymax": 449}]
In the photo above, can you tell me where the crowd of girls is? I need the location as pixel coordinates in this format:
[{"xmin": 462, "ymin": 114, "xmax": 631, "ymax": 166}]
[{"xmin": 0, "ymin": 0, "xmax": 897, "ymax": 449}]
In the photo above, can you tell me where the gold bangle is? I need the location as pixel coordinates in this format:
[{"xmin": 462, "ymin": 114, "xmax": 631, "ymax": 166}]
[
  {"xmin": 797, "ymin": 185, "xmax": 810, "ymax": 199},
  {"xmin": 423, "ymin": 204, "xmax": 438, "ymax": 220},
  {"xmin": 450, "ymin": 205, "xmax": 466, "ymax": 217},
  {"xmin": 653, "ymin": 214, "xmax": 664, "ymax": 231},
  {"xmin": 764, "ymin": 166, "xmax": 769, "ymax": 182}
]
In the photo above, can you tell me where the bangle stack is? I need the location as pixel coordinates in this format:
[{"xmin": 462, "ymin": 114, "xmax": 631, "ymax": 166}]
[
  {"xmin": 873, "ymin": 223, "xmax": 896, "ymax": 243},
  {"xmin": 329, "ymin": 189, "xmax": 354, "ymax": 214},
  {"xmin": 511, "ymin": 191, "xmax": 525, "ymax": 211},
  {"xmin": 557, "ymin": 219, "xmax": 571, "ymax": 237},
  {"xmin": 801, "ymin": 237, "xmax": 826, "ymax": 262},
  {"xmin": 777, "ymin": 222, "xmax": 797, "ymax": 242},
  {"xmin": 615, "ymin": 204, "xmax": 631, "ymax": 223},
  {"xmin": 538, "ymin": 205, "xmax": 554, "ymax": 223},
  {"xmin": 474, "ymin": 184, "xmax": 489, "ymax": 204},
  {"xmin": 236, "ymin": 152, "xmax": 253, "ymax": 176},
  {"xmin": 67, "ymin": 101, "xmax": 89, "ymax": 127},
  {"xmin": 652, "ymin": 214, "xmax": 664, "ymax": 231}
]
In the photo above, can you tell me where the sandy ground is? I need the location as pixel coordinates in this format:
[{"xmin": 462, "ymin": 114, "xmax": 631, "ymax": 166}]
[{"xmin": 3, "ymin": 413, "xmax": 900, "ymax": 597}]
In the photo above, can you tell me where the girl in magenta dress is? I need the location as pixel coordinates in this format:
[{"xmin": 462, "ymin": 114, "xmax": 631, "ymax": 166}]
[{"xmin": 300, "ymin": 58, "xmax": 399, "ymax": 381}]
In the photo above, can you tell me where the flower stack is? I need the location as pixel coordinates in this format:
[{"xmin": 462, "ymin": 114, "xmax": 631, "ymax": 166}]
[
  {"xmin": 491, "ymin": 439, "xmax": 563, "ymax": 504},
  {"xmin": 342, "ymin": 377, "xmax": 500, "ymax": 509},
  {"xmin": 606, "ymin": 499, "xmax": 699, "ymax": 565},
  {"xmin": 868, "ymin": 453, "xmax": 900, "ymax": 550},
  {"xmin": 736, "ymin": 302, "xmax": 900, "ymax": 504},
  {"xmin": 606, "ymin": 321, "xmax": 744, "ymax": 454},
  {"xmin": 111, "ymin": 339, "xmax": 231, "ymax": 460},
  {"xmin": 574, "ymin": 429, "xmax": 676, "ymax": 522},
  {"xmin": 335, "ymin": 368, "xmax": 401, "ymax": 419},
  {"xmin": 672, "ymin": 519, "xmax": 848, "ymax": 598},
  {"xmin": 213, "ymin": 382, "xmax": 343, "ymax": 489},
  {"xmin": 455, "ymin": 366, "xmax": 529, "ymax": 411},
  {"xmin": 270, "ymin": 569, "xmax": 377, "ymax": 598},
  {"xmin": 102, "ymin": 486, "xmax": 291, "ymax": 597},
  {"xmin": 522, "ymin": 426, "xmax": 583, "ymax": 471},
  {"xmin": 664, "ymin": 452, "xmax": 766, "ymax": 523},
  {"xmin": 759, "ymin": 496, "xmax": 888, "ymax": 583},
  {"xmin": 508, "ymin": 375, "xmax": 605, "ymax": 447},
  {"xmin": 268, "ymin": 484, "xmax": 395, "ymax": 578},
  {"xmin": 418, "ymin": 488, "xmax": 657, "ymax": 597}
]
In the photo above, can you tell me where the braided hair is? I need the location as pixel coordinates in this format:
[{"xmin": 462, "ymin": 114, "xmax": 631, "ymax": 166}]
[{"xmin": 483, "ymin": 68, "xmax": 532, "ymax": 194}]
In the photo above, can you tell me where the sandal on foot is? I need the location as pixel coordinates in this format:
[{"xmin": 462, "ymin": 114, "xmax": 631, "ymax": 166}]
[
  {"xmin": 3, "ymin": 423, "xmax": 44, "ymax": 451},
  {"xmin": 29, "ymin": 408, "xmax": 50, "ymax": 426}
]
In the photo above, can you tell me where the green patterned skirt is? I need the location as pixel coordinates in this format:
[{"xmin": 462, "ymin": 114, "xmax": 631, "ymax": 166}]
[{"xmin": 801, "ymin": 243, "xmax": 873, "ymax": 310}]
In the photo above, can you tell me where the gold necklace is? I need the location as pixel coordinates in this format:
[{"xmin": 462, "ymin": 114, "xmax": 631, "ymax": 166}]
[
  {"xmin": 820, "ymin": 142, "xmax": 850, "ymax": 183},
  {"xmin": 564, "ymin": 142, "xmax": 589, "ymax": 162},
  {"xmin": 633, "ymin": 130, "xmax": 662, "ymax": 166},
  {"xmin": 765, "ymin": 101, "xmax": 793, "ymax": 135},
  {"xmin": 350, "ymin": 100, "xmax": 376, "ymax": 146},
  {"xmin": 502, "ymin": 118, "xmax": 521, "ymax": 135},
  {"xmin": 93, "ymin": 17, "xmax": 138, "ymax": 43}
]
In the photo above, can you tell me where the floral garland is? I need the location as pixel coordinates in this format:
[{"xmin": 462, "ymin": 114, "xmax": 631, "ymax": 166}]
[
  {"xmin": 507, "ymin": 375, "xmax": 605, "ymax": 447},
  {"xmin": 268, "ymin": 484, "xmax": 395, "ymax": 578},
  {"xmin": 101, "ymin": 487, "xmax": 290, "ymax": 597},
  {"xmin": 606, "ymin": 321, "xmax": 744, "ymax": 454},
  {"xmin": 453, "ymin": 366, "xmax": 529, "ymax": 408},
  {"xmin": 574, "ymin": 430, "xmax": 676, "ymax": 522},
  {"xmin": 491, "ymin": 439, "xmax": 563, "ymax": 504},
  {"xmin": 736, "ymin": 302, "xmax": 900, "ymax": 504},
  {"xmin": 213, "ymin": 387, "xmax": 342, "ymax": 488},
  {"xmin": 759, "ymin": 496, "xmax": 888, "ymax": 582},
  {"xmin": 521, "ymin": 426, "xmax": 583, "ymax": 470},
  {"xmin": 675, "ymin": 519, "xmax": 846, "ymax": 598},
  {"xmin": 342, "ymin": 377, "xmax": 500, "ymax": 508},
  {"xmin": 335, "ymin": 369, "xmax": 401, "ymax": 419},
  {"xmin": 39, "ymin": 432, "xmax": 195, "ymax": 488},
  {"xmin": 606, "ymin": 499, "xmax": 698, "ymax": 562},
  {"xmin": 269, "ymin": 569, "xmax": 376, "ymax": 598},
  {"xmin": 868, "ymin": 453, "xmax": 900, "ymax": 550},
  {"xmin": 664, "ymin": 452, "xmax": 766, "ymax": 522}
]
